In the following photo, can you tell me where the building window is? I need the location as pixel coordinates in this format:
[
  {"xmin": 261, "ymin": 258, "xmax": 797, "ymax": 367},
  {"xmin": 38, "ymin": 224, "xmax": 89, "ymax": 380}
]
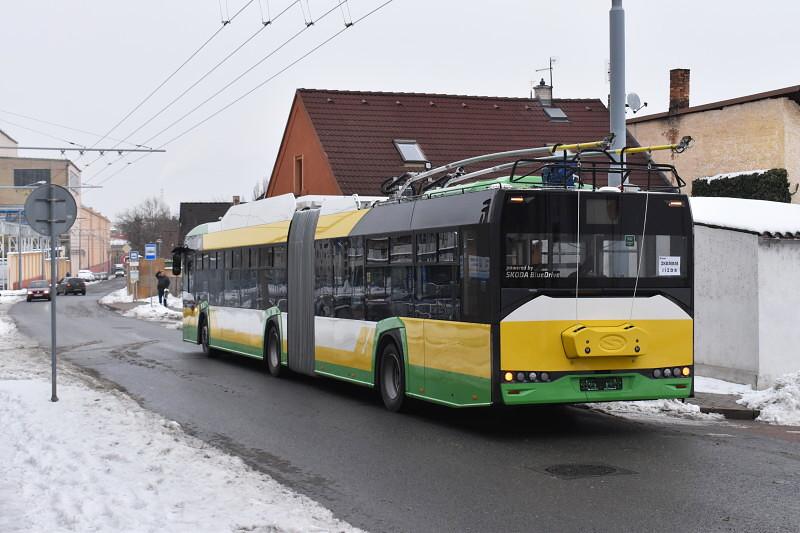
[
  {"xmin": 543, "ymin": 107, "xmax": 568, "ymax": 122},
  {"xmin": 393, "ymin": 140, "xmax": 427, "ymax": 163},
  {"xmin": 14, "ymin": 169, "xmax": 51, "ymax": 187},
  {"xmin": 294, "ymin": 155, "xmax": 304, "ymax": 194}
]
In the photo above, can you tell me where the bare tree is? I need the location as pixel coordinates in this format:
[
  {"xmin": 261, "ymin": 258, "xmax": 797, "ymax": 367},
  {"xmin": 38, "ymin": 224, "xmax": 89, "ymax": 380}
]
[
  {"xmin": 252, "ymin": 178, "xmax": 267, "ymax": 201},
  {"xmin": 116, "ymin": 197, "xmax": 179, "ymax": 256}
]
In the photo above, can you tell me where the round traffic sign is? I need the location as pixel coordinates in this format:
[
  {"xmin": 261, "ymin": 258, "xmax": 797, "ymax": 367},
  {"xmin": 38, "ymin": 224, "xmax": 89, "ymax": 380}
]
[{"xmin": 23, "ymin": 184, "xmax": 77, "ymax": 236}]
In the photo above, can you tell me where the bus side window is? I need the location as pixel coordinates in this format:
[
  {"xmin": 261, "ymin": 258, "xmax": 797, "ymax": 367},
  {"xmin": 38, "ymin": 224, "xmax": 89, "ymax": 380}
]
[
  {"xmin": 415, "ymin": 231, "xmax": 460, "ymax": 321},
  {"xmin": 315, "ymin": 240, "xmax": 334, "ymax": 317},
  {"xmin": 348, "ymin": 237, "xmax": 364, "ymax": 320}
]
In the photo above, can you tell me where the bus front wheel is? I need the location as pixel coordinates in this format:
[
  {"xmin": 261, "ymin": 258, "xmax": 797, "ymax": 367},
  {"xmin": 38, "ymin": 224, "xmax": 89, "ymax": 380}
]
[
  {"xmin": 379, "ymin": 342, "xmax": 405, "ymax": 412},
  {"xmin": 200, "ymin": 317, "xmax": 216, "ymax": 358},
  {"xmin": 265, "ymin": 326, "xmax": 282, "ymax": 377}
]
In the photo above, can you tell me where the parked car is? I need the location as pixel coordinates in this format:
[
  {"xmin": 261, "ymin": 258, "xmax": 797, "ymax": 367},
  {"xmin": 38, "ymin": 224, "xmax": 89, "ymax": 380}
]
[
  {"xmin": 77, "ymin": 270, "xmax": 95, "ymax": 281},
  {"xmin": 26, "ymin": 280, "xmax": 52, "ymax": 302},
  {"xmin": 114, "ymin": 268, "xmax": 125, "ymax": 278},
  {"xmin": 57, "ymin": 277, "xmax": 86, "ymax": 295},
  {"xmin": 96, "ymin": 271, "xmax": 109, "ymax": 280}
]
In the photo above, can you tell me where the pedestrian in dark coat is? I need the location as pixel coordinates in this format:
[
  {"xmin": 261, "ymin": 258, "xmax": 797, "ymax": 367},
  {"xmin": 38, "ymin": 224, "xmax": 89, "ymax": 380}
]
[{"xmin": 156, "ymin": 271, "xmax": 171, "ymax": 305}]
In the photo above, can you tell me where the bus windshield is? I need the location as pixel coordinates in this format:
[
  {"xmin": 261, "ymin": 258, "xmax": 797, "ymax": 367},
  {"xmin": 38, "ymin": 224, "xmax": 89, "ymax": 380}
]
[{"xmin": 502, "ymin": 192, "xmax": 691, "ymax": 289}]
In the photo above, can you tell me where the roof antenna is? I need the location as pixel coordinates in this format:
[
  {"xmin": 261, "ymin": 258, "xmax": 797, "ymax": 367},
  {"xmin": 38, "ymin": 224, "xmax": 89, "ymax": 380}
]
[{"xmin": 535, "ymin": 56, "xmax": 557, "ymax": 89}]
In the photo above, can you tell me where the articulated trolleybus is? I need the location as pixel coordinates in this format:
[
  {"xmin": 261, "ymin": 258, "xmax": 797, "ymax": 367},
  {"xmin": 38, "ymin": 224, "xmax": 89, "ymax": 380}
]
[{"xmin": 175, "ymin": 135, "xmax": 695, "ymax": 411}]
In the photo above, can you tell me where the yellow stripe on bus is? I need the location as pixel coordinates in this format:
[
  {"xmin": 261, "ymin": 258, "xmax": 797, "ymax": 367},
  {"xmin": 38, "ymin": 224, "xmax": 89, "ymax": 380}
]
[
  {"xmin": 202, "ymin": 220, "xmax": 290, "ymax": 250},
  {"xmin": 314, "ymin": 210, "xmax": 369, "ymax": 240},
  {"xmin": 401, "ymin": 318, "xmax": 491, "ymax": 379},
  {"xmin": 500, "ymin": 319, "xmax": 693, "ymax": 371},
  {"xmin": 315, "ymin": 326, "xmax": 375, "ymax": 371}
]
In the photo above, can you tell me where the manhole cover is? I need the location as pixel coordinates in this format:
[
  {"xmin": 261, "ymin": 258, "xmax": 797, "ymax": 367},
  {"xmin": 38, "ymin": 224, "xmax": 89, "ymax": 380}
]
[{"xmin": 542, "ymin": 463, "xmax": 633, "ymax": 480}]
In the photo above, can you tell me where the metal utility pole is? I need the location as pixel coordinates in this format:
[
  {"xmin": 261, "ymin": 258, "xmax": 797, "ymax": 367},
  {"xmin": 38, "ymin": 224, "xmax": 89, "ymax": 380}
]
[
  {"xmin": 17, "ymin": 211, "xmax": 22, "ymax": 289},
  {"xmin": 609, "ymin": 0, "xmax": 626, "ymax": 186}
]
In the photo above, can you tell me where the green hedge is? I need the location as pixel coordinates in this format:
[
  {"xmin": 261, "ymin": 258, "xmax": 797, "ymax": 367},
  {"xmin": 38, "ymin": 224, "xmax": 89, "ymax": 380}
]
[{"xmin": 692, "ymin": 168, "xmax": 792, "ymax": 202}]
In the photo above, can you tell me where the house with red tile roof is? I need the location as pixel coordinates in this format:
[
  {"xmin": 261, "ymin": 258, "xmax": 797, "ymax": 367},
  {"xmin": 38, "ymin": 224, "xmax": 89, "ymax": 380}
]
[{"xmin": 266, "ymin": 86, "xmax": 665, "ymax": 198}]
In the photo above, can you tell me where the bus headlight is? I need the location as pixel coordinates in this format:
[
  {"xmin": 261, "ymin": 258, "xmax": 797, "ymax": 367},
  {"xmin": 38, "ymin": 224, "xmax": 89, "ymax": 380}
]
[
  {"xmin": 528, "ymin": 372, "xmax": 537, "ymax": 381},
  {"xmin": 540, "ymin": 372, "xmax": 550, "ymax": 382},
  {"xmin": 517, "ymin": 372, "xmax": 526, "ymax": 382},
  {"xmin": 504, "ymin": 372, "xmax": 514, "ymax": 382},
  {"xmin": 682, "ymin": 367, "xmax": 691, "ymax": 376},
  {"xmin": 653, "ymin": 369, "xmax": 662, "ymax": 378},
  {"xmin": 673, "ymin": 368, "xmax": 681, "ymax": 378},
  {"xmin": 663, "ymin": 368, "xmax": 673, "ymax": 378}
]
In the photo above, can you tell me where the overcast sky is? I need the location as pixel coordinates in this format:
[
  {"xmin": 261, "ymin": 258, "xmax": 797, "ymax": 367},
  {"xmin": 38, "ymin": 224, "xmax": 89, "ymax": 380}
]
[{"xmin": 1, "ymin": 0, "xmax": 798, "ymax": 221}]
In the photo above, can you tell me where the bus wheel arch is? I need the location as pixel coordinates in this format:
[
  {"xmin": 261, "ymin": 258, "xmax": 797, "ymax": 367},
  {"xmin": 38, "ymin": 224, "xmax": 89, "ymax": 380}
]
[
  {"xmin": 264, "ymin": 320, "xmax": 282, "ymax": 377},
  {"xmin": 375, "ymin": 333, "xmax": 406, "ymax": 412}
]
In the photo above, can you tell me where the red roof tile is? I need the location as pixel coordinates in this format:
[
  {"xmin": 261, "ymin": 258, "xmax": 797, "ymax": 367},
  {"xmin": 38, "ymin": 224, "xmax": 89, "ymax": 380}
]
[{"xmin": 298, "ymin": 88, "xmax": 664, "ymax": 195}]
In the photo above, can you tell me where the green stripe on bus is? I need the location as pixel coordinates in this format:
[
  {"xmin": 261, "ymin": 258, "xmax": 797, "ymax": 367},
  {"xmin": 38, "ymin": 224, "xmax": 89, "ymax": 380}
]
[
  {"xmin": 315, "ymin": 361, "xmax": 373, "ymax": 387},
  {"xmin": 209, "ymin": 338, "xmax": 263, "ymax": 359},
  {"xmin": 409, "ymin": 365, "xmax": 492, "ymax": 407},
  {"xmin": 501, "ymin": 374, "xmax": 693, "ymax": 405}
]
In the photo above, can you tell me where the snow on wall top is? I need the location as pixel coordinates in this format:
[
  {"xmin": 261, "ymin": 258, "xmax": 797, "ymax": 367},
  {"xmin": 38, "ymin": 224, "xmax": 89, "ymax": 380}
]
[
  {"xmin": 689, "ymin": 197, "xmax": 800, "ymax": 236},
  {"xmin": 695, "ymin": 169, "xmax": 769, "ymax": 182}
]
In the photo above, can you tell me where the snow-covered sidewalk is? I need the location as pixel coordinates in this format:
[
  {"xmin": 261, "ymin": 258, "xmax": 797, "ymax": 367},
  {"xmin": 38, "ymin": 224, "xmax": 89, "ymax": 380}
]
[
  {"xmin": 588, "ymin": 375, "xmax": 800, "ymax": 426},
  {"xmin": 100, "ymin": 287, "xmax": 183, "ymax": 325},
  {"xmin": 0, "ymin": 305, "xmax": 360, "ymax": 533}
]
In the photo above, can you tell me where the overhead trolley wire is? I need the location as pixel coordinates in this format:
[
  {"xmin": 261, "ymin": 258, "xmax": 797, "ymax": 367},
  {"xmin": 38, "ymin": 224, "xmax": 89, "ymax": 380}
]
[
  {"xmin": 93, "ymin": 0, "xmax": 301, "ymax": 166},
  {"xmin": 84, "ymin": 0, "xmax": 256, "ymax": 170},
  {"xmin": 87, "ymin": 0, "xmax": 346, "ymax": 183},
  {"xmin": 90, "ymin": 0, "xmax": 395, "ymax": 188}
]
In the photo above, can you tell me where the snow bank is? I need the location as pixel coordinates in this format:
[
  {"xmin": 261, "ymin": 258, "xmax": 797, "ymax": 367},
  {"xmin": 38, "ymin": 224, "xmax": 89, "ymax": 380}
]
[
  {"xmin": 694, "ymin": 376, "xmax": 753, "ymax": 395},
  {"xmin": 689, "ymin": 196, "xmax": 800, "ymax": 235},
  {"xmin": 98, "ymin": 287, "xmax": 133, "ymax": 305},
  {"xmin": 0, "ymin": 289, "xmax": 26, "ymax": 305},
  {"xmin": 738, "ymin": 371, "xmax": 800, "ymax": 426},
  {"xmin": 0, "ymin": 302, "xmax": 359, "ymax": 533},
  {"xmin": 124, "ymin": 302, "xmax": 182, "ymax": 321},
  {"xmin": 588, "ymin": 399, "xmax": 722, "ymax": 423}
]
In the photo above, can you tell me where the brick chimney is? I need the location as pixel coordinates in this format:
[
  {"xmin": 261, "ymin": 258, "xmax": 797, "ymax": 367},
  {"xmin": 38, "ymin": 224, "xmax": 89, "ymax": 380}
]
[
  {"xmin": 232, "ymin": 195, "xmax": 241, "ymax": 205},
  {"xmin": 534, "ymin": 78, "xmax": 553, "ymax": 107},
  {"xmin": 669, "ymin": 68, "xmax": 690, "ymax": 112}
]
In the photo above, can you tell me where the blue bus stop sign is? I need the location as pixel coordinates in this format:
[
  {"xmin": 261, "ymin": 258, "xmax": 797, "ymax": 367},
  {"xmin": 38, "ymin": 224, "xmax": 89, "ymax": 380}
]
[{"xmin": 145, "ymin": 243, "xmax": 157, "ymax": 260}]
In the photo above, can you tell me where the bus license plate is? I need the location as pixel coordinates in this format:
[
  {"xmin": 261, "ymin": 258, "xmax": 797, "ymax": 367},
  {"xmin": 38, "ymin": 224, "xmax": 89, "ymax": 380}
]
[{"xmin": 580, "ymin": 377, "xmax": 623, "ymax": 392}]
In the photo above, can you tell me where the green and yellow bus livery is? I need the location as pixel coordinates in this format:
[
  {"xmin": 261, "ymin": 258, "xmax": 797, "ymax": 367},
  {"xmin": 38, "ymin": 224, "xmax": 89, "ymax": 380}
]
[{"xmin": 176, "ymin": 140, "xmax": 695, "ymax": 411}]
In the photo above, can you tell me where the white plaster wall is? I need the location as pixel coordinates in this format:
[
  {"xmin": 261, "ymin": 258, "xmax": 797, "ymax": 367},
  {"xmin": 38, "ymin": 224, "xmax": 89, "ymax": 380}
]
[
  {"xmin": 693, "ymin": 225, "xmax": 759, "ymax": 385},
  {"xmin": 756, "ymin": 238, "xmax": 800, "ymax": 387}
]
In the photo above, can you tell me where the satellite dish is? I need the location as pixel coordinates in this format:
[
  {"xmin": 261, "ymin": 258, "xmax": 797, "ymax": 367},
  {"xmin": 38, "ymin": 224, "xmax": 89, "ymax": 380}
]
[{"xmin": 626, "ymin": 92, "xmax": 642, "ymax": 110}]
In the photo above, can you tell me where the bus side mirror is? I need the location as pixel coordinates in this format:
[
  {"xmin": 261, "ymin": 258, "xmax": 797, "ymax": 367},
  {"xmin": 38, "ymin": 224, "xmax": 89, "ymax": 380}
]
[{"xmin": 172, "ymin": 253, "xmax": 182, "ymax": 275}]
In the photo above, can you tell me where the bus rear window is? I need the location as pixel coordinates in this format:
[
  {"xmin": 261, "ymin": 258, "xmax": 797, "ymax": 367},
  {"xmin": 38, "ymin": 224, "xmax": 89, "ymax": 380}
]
[{"xmin": 502, "ymin": 193, "xmax": 690, "ymax": 289}]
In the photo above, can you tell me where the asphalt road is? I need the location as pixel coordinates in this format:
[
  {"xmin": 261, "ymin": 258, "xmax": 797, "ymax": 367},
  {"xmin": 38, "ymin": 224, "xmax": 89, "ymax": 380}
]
[{"xmin": 10, "ymin": 280, "xmax": 800, "ymax": 533}]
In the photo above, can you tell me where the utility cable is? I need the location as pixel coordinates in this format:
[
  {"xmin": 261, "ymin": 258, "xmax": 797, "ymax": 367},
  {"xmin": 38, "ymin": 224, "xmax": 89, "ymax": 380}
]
[
  {"xmin": 0, "ymin": 108, "xmax": 150, "ymax": 148},
  {"xmin": 89, "ymin": 0, "xmax": 395, "ymax": 187},
  {"xmin": 0, "ymin": 116, "xmax": 85, "ymax": 149}
]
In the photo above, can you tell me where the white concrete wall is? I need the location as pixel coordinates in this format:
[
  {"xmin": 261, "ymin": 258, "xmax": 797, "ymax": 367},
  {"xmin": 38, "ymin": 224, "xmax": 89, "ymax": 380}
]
[
  {"xmin": 756, "ymin": 238, "xmax": 800, "ymax": 387},
  {"xmin": 693, "ymin": 225, "xmax": 760, "ymax": 385}
]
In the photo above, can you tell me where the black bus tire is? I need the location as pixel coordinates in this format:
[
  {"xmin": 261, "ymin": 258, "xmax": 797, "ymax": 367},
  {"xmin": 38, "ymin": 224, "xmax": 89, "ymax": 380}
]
[
  {"xmin": 379, "ymin": 341, "xmax": 405, "ymax": 412},
  {"xmin": 265, "ymin": 326, "xmax": 282, "ymax": 377},
  {"xmin": 200, "ymin": 315, "xmax": 216, "ymax": 357}
]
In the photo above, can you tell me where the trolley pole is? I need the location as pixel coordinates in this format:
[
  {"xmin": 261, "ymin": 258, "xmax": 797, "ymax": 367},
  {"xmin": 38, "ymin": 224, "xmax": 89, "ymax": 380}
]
[{"xmin": 609, "ymin": 0, "xmax": 626, "ymax": 186}]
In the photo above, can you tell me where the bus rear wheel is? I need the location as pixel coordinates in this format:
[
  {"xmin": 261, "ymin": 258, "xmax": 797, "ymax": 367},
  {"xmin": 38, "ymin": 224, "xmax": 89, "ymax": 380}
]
[
  {"xmin": 265, "ymin": 326, "xmax": 282, "ymax": 377},
  {"xmin": 379, "ymin": 342, "xmax": 405, "ymax": 412}
]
